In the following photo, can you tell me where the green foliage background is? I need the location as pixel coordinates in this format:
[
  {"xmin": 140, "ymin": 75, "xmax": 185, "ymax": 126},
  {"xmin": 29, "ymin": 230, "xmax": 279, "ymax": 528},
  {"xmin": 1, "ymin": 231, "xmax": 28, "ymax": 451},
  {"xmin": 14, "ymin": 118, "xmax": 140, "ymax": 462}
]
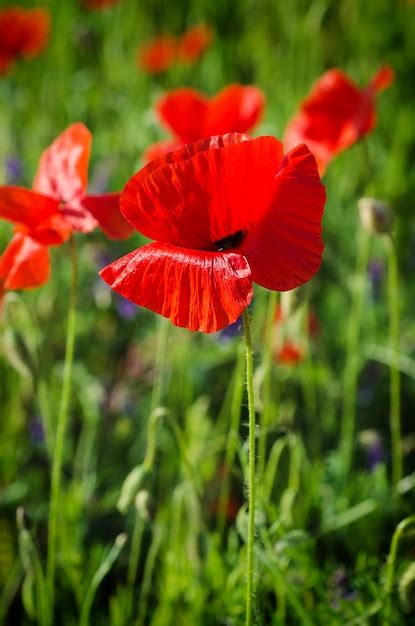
[{"xmin": 1, "ymin": 0, "xmax": 415, "ymax": 624}]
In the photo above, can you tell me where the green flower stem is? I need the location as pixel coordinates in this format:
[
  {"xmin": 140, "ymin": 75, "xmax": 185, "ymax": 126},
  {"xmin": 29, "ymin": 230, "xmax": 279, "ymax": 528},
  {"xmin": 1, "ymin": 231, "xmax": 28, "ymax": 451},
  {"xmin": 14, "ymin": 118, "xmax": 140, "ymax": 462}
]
[
  {"xmin": 243, "ymin": 309, "xmax": 256, "ymax": 626},
  {"xmin": 340, "ymin": 226, "xmax": 371, "ymax": 478},
  {"xmin": 385, "ymin": 234, "xmax": 403, "ymax": 486},
  {"xmin": 46, "ymin": 237, "xmax": 78, "ymax": 625},
  {"xmin": 151, "ymin": 316, "xmax": 170, "ymax": 411},
  {"xmin": 258, "ymin": 291, "xmax": 278, "ymax": 479},
  {"xmin": 217, "ymin": 343, "xmax": 245, "ymax": 537},
  {"xmin": 124, "ymin": 513, "xmax": 145, "ymax": 623},
  {"xmin": 383, "ymin": 516, "xmax": 415, "ymax": 625}
]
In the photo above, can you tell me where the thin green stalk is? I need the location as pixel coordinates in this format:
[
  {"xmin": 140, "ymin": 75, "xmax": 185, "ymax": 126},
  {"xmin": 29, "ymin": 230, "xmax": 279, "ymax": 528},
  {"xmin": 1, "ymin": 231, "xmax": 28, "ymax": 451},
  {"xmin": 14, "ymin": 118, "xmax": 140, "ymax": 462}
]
[
  {"xmin": 258, "ymin": 291, "xmax": 278, "ymax": 478},
  {"xmin": 340, "ymin": 226, "xmax": 371, "ymax": 478},
  {"xmin": 243, "ymin": 309, "xmax": 256, "ymax": 626},
  {"xmin": 383, "ymin": 516, "xmax": 415, "ymax": 625},
  {"xmin": 124, "ymin": 512, "xmax": 145, "ymax": 623},
  {"xmin": 134, "ymin": 525, "xmax": 163, "ymax": 626},
  {"xmin": 385, "ymin": 235, "xmax": 403, "ymax": 486},
  {"xmin": 46, "ymin": 237, "xmax": 78, "ymax": 625},
  {"xmin": 151, "ymin": 316, "xmax": 169, "ymax": 411},
  {"xmin": 80, "ymin": 534, "xmax": 127, "ymax": 626},
  {"xmin": 217, "ymin": 343, "xmax": 245, "ymax": 537}
]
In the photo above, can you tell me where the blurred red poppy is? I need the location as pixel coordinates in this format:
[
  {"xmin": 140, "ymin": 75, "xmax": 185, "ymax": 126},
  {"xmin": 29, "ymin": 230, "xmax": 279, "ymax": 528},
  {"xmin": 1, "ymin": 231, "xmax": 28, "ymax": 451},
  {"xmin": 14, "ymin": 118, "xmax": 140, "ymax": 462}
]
[
  {"xmin": 0, "ymin": 123, "xmax": 132, "ymax": 242},
  {"xmin": 143, "ymin": 84, "xmax": 265, "ymax": 161},
  {"xmin": 101, "ymin": 133, "xmax": 325, "ymax": 333},
  {"xmin": 177, "ymin": 24, "xmax": 212, "ymax": 62},
  {"xmin": 0, "ymin": 6, "xmax": 50, "ymax": 76},
  {"xmin": 137, "ymin": 35, "xmax": 177, "ymax": 74},
  {"xmin": 284, "ymin": 65, "xmax": 394, "ymax": 175},
  {"xmin": 83, "ymin": 0, "xmax": 119, "ymax": 8},
  {"xmin": 274, "ymin": 305, "xmax": 320, "ymax": 365}
]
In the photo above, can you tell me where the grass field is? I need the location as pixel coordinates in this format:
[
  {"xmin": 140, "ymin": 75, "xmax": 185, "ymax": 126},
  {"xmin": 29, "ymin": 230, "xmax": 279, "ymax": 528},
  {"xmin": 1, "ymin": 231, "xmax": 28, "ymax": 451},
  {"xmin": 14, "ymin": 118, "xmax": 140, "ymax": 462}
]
[{"xmin": 1, "ymin": 1, "xmax": 415, "ymax": 624}]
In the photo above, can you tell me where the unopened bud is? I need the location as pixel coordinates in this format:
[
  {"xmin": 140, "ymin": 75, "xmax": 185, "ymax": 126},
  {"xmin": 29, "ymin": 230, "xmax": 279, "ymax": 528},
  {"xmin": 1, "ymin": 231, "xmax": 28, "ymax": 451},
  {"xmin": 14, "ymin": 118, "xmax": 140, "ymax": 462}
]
[
  {"xmin": 358, "ymin": 197, "xmax": 393, "ymax": 234},
  {"xmin": 135, "ymin": 490, "xmax": 151, "ymax": 521}
]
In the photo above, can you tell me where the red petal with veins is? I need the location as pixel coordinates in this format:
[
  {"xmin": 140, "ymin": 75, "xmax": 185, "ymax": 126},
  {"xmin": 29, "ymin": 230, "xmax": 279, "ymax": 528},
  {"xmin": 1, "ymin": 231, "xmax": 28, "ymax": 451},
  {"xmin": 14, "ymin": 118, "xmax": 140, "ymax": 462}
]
[
  {"xmin": 0, "ymin": 233, "xmax": 50, "ymax": 290},
  {"xmin": 240, "ymin": 144, "xmax": 325, "ymax": 291},
  {"xmin": 121, "ymin": 135, "xmax": 283, "ymax": 249},
  {"xmin": 100, "ymin": 242, "xmax": 253, "ymax": 333},
  {"xmin": 136, "ymin": 133, "xmax": 251, "ymax": 183},
  {"xmin": 82, "ymin": 194, "xmax": 133, "ymax": 239},
  {"xmin": 33, "ymin": 123, "xmax": 92, "ymax": 203},
  {"xmin": 156, "ymin": 88, "xmax": 208, "ymax": 143}
]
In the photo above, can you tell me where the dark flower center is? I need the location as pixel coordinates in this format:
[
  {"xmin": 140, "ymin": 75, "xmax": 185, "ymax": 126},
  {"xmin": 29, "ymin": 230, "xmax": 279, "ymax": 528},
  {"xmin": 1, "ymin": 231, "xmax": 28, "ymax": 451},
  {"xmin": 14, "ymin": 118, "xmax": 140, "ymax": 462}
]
[{"xmin": 214, "ymin": 230, "xmax": 245, "ymax": 252}]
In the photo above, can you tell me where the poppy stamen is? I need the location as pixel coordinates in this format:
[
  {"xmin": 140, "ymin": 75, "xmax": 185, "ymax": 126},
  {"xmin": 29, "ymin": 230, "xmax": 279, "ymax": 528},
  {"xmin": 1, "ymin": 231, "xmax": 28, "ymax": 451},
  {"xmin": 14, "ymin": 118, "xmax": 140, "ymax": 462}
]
[{"xmin": 215, "ymin": 229, "xmax": 245, "ymax": 252}]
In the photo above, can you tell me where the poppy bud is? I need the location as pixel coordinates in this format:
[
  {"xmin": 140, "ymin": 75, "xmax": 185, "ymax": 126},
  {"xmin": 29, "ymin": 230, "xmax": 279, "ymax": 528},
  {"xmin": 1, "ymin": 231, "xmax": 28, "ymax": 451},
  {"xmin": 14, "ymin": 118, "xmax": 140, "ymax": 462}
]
[
  {"xmin": 117, "ymin": 465, "xmax": 148, "ymax": 514},
  {"xmin": 135, "ymin": 490, "xmax": 151, "ymax": 521},
  {"xmin": 358, "ymin": 197, "xmax": 393, "ymax": 234}
]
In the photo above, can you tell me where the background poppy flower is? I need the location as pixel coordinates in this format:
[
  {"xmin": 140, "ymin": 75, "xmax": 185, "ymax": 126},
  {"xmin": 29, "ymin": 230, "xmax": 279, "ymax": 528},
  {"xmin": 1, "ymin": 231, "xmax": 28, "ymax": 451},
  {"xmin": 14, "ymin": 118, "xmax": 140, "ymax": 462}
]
[
  {"xmin": 101, "ymin": 133, "xmax": 325, "ymax": 333},
  {"xmin": 0, "ymin": 123, "xmax": 132, "ymax": 243},
  {"xmin": 137, "ymin": 35, "xmax": 177, "ymax": 74},
  {"xmin": 144, "ymin": 84, "xmax": 265, "ymax": 161},
  {"xmin": 284, "ymin": 65, "xmax": 394, "ymax": 175},
  {"xmin": 177, "ymin": 24, "xmax": 213, "ymax": 62},
  {"xmin": 274, "ymin": 305, "xmax": 320, "ymax": 365},
  {"xmin": 0, "ymin": 6, "xmax": 50, "ymax": 76}
]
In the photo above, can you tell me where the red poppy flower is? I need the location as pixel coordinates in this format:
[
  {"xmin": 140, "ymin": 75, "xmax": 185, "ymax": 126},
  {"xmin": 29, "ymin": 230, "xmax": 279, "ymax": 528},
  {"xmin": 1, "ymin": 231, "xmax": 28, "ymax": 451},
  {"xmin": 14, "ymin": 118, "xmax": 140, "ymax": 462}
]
[
  {"xmin": 0, "ymin": 123, "xmax": 132, "ymax": 244},
  {"xmin": 143, "ymin": 84, "xmax": 265, "ymax": 162},
  {"xmin": 284, "ymin": 65, "xmax": 394, "ymax": 175},
  {"xmin": 101, "ymin": 133, "xmax": 325, "ymax": 333},
  {"xmin": 0, "ymin": 6, "xmax": 50, "ymax": 76},
  {"xmin": 137, "ymin": 35, "xmax": 177, "ymax": 74},
  {"xmin": 177, "ymin": 24, "xmax": 212, "ymax": 62}
]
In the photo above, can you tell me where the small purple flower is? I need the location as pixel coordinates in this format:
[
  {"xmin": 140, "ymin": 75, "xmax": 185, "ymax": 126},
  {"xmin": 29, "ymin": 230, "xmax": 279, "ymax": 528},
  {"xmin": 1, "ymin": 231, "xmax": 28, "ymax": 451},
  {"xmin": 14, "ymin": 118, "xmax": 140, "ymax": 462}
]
[
  {"xmin": 5, "ymin": 156, "xmax": 23, "ymax": 184},
  {"xmin": 115, "ymin": 294, "xmax": 138, "ymax": 320},
  {"xmin": 366, "ymin": 434, "xmax": 385, "ymax": 471},
  {"xmin": 359, "ymin": 430, "xmax": 385, "ymax": 471},
  {"xmin": 29, "ymin": 417, "xmax": 45, "ymax": 444}
]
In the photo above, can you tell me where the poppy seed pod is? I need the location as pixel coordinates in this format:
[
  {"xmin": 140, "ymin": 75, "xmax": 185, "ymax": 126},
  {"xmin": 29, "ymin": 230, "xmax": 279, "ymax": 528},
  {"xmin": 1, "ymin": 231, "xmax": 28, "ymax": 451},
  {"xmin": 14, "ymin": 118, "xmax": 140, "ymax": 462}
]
[{"xmin": 358, "ymin": 197, "xmax": 393, "ymax": 234}]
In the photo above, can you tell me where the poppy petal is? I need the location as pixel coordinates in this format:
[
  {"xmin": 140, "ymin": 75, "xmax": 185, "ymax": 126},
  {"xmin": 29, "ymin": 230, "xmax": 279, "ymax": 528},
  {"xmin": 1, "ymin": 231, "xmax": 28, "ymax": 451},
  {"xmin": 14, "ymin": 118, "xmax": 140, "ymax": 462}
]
[
  {"xmin": 121, "ymin": 135, "xmax": 283, "ymax": 250},
  {"xmin": 100, "ymin": 242, "xmax": 253, "ymax": 332},
  {"xmin": 156, "ymin": 88, "xmax": 208, "ymax": 143},
  {"xmin": 240, "ymin": 144, "xmax": 325, "ymax": 291},
  {"xmin": 19, "ymin": 8, "xmax": 50, "ymax": 58},
  {"xmin": 0, "ymin": 233, "xmax": 50, "ymax": 290},
  {"xmin": 0, "ymin": 186, "xmax": 58, "ymax": 228},
  {"xmin": 369, "ymin": 65, "xmax": 394, "ymax": 93},
  {"xmin": 135, "ymin": 132, "xmax": 251, "ymax": 182},
  {"xmin": 137, "ymin": 35, "xmax": 177, "ymax": 74},
  {"xmin": 177, "ymin": 24, "xmax": 212, "ymax": 62},
  {"xmin": 0, "ymin": 185, "xmax": 70, "ymax": 244},
  {"xmin": 205, "ymin": 84, "xmax": 265, "ymax": 136},
  {"xmin": 82, "ymin": 194, "xmax": 133, "ymax": 239},
  {"xmin": 33, "ymin": 123, "xmax": 92, "ymax": 203}
]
